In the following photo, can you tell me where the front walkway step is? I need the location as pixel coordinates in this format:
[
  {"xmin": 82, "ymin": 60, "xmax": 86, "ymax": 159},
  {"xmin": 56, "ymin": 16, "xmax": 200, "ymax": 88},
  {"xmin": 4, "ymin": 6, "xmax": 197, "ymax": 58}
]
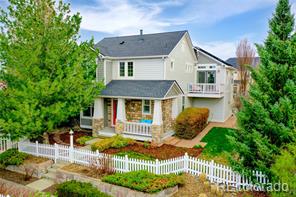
[
  {"xmin": 43, "ymin": 172, "xmax": 56, "ymax": 180},
  {"xmin": 26, "ymin": 178, "xmax": 55, "ymax": 191},
  {"xmin": 164, "ymin": 137, "xmax": 181, "ymax": 145}
]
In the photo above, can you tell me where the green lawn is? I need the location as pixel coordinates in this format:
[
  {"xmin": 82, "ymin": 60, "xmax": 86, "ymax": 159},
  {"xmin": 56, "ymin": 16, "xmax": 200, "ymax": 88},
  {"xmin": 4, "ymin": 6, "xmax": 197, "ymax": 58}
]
[{"xmin": 199, "ymin": 127, "xmax": 237, "ymax": 164}]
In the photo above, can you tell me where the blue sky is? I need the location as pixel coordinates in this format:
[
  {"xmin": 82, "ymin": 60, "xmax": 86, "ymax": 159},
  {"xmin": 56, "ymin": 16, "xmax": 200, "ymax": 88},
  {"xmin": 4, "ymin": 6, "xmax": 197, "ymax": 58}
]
[{"xmin": 1, "ymin": 0, "xmax": 296, "ymax": 59}]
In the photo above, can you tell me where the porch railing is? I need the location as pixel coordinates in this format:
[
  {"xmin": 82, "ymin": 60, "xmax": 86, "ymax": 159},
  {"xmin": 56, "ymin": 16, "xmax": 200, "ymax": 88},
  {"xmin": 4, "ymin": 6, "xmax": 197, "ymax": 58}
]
[
  {"xmin": 123, "ymin": 122, "xmax": 152, "ymax": 137},
  {"xmin": 188, "ymin": 83, "xmax": 224, "ymax": 94}
]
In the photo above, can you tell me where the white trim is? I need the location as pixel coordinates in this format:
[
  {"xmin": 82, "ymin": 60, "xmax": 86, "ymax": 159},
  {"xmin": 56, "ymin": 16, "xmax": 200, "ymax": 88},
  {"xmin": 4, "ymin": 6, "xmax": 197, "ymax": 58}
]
[
  {"xmin": 142, "ymin": 99, "xmax": 152, "ymax": 115},
  {"xmin": 104, "ymin": 55, "xmax": 167, "ymax": 60},
  {"xmin": 103, "ymin": 60, "xmax": 107, "ymax": 85},
  {"xmin": 98, "ymin": 95, "xmax": 180, "ymax": 100},
  {"xmin": 164, "ymin": 81, "xmax": 184, "ymax": 98}
]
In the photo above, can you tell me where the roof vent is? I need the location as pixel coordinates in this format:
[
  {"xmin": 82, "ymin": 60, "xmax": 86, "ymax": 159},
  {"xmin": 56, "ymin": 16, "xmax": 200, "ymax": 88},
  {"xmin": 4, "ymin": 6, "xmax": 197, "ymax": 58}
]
[
  {"xmin": 119, "ymin": 41, "xmax": 125, "ymax": 45},
  {"xmin": 140, "ymin": 29, "xmax": 143, "ymax": 35}
]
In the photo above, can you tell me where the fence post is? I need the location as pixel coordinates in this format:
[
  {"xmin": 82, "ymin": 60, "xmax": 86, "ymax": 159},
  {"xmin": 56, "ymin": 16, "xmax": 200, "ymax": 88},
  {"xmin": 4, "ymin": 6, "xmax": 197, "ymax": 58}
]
[
  {"xmin": 209, "ymin": 160, "xmax": 214, "ymax": 182},
  {"xmin": 54, "ymin": 143, "xmax": 58, "ymax": 163},
  {"xmin": 125, "ymin": 155, "xmax": 129, "ymax": 172},
  {"xmin": 155, "ymin": 159, "xmax": 160, "ymax": 174},
  {"xmin": 36, "ymin": 141, "xmax": 39, "ymax": 157},
  {"xmin": 69, "ymin": 130, "xmax": 74, "ymax": 163},
  {"xmin": 184, "ymin": 152, "xmax": 189, "ymax": 173}
]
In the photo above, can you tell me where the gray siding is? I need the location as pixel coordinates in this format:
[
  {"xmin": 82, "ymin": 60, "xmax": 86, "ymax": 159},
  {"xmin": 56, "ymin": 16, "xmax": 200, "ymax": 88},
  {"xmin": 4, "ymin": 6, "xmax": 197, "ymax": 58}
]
[
  {"xmin": 106, "ymin": 61, "xmax": 113, "ymax": 84},
  {"xmin": 96, "ymin": 59, "xmax": 104, "ymax": 82}
]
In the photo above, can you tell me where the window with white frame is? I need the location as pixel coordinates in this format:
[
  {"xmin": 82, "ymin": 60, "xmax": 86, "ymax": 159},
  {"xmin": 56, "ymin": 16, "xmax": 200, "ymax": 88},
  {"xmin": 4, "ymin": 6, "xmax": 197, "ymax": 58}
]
[
  {"xmin": 119, "ymin": 62, "xmax": 125, "ymax": 77},
  {"xmin": 119, "ymin": 61, "xmax": 134, "ymax": 78},
  {"xmin": 196, "ymin": 70, "xmax": 216, "ymax": 83},
  {"xmin": 142, "ymin": 100, "xmax": 151, "ymax": 114},
  {"xmin": 186, "ymin": 63, "xmax": 193, "ymax": 73},
  {"xmin": 82, "ymin": 106, "xmax": 94, "ymax": 117},
  {"xmin": 170, "ymin": 60, "xmax": 175, "ymax": 71}
]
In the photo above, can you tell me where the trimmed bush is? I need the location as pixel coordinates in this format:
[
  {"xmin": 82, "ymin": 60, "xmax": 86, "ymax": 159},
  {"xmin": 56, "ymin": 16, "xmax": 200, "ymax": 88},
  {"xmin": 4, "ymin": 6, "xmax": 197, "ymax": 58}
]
[
  {"xmin": 57, "ymin": 180, "xmax": 111, "ymax": 197},
  {"xmin": 76, "ymin": 136, "xmax": 93, "ymax": 145},
  {"xmin": 0, "ymin": 148, "xmax": 28, "ymax": 168},
  {"xmin": 91, "ymin": 135, "xmax": 135, "ymax": 151},
  {"xmin": 174, "ymin": 107, "xmax": 209, "ymax": 139},
  {"xmin": 102, "ymin": 170, "xmax": 184, "ymax": 193}
]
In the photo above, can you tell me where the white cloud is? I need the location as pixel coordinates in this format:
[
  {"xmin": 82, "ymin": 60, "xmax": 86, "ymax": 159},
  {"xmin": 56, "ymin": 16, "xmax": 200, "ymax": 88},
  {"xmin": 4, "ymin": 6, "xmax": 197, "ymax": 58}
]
[
  {"xmin": 72, "ymin": 0, "xmax": 182, "ymax": 35},
  {"xmin": 198, "ymin": 41, "xmax": 237, "ymax": 60}
]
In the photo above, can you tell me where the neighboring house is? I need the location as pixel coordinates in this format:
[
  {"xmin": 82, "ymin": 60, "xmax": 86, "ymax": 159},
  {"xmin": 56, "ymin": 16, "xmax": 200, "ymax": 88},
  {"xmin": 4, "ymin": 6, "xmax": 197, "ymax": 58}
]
[
  {"xmin": 80, "ymin": 30, "xmax": 235, "ymax": 144},
  {"xmin": 225, "ymin": 57, "xmax": 260, "ymax": 97}
]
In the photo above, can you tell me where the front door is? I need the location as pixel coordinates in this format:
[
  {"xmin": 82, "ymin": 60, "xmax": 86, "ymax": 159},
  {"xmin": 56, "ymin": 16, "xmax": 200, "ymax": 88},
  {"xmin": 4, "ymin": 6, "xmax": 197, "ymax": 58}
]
[{"xmin": 112, "ymin": 99, "xmax": 118, "ymax": 127}]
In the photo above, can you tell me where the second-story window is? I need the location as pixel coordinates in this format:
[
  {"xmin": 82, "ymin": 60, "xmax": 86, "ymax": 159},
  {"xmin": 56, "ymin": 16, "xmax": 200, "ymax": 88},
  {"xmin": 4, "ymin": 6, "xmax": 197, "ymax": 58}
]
[
  {"xmin": 119, "ymin": 62, "xmax": 125, "ymax": 77},
  {"xmin": 119, "ymin": 61, "xmax": 134, "ymax": 78},
  {"xmin": 128, "ymin": 62, "xmax": 133, "ymax": 77}
]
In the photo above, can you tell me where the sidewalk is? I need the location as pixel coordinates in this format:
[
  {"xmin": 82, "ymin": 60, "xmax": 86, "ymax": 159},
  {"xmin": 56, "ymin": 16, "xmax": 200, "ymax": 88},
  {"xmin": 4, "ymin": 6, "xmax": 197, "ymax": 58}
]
[{"xmin": 164, "ymin": 115, "xmax": 237, "ymax": 148}]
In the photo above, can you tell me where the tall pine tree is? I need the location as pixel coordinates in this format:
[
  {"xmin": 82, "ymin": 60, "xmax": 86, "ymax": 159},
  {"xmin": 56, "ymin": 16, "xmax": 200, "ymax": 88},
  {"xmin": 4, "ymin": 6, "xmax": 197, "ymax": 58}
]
[
  {"xmin": 229, "ymin": 0, "xmax": 296, "ymax": 177},
  {"xmin": 0, "ymin": 0, "xmax": 103, "ymax": 139}
]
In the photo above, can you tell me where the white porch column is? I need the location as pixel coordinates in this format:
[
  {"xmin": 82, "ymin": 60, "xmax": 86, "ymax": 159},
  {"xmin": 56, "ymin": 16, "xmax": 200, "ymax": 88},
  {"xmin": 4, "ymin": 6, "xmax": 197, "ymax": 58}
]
[
  {"xmin": 152, "ymin": 100, "xmax": 163, "ymax": 125},
  {"xmin": 172, "ymin": 98, "xmax": 178, "ymax": 119},
  {"xmin": 92, "ymin": 98, "xmax": 105, "ymax": 137},
  {"xmin": 116, "ymin": 98, "xmax": 126, "ymax": 122},
  {"xmin": 93, "ymin": 98, "xmax": 104, "ymax": 119}
]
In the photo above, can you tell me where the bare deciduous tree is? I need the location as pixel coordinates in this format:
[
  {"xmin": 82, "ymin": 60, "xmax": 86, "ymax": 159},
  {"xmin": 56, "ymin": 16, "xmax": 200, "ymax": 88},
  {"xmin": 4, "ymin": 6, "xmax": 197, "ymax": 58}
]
[
  {"xmin": 234, "ymin": 39, "xmax": 255, "ymax": 109},
  {"xmin": 236, "ymin": 39, "xmax": 255, "ymax": 95}
]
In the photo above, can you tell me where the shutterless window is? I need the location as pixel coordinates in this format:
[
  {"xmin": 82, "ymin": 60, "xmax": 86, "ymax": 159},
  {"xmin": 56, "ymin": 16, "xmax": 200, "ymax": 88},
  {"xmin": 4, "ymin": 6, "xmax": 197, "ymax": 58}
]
[
  {"xmin": 142, "ymin": 100, "xmax": 151, "ymax": 114},
  {"xmin": 119, "ymin": 62, "xmax": 125, "ymax": 77},
  {"xmin": 197, "ymin": 71, "xmax": 216, "ymax": 83},
  {"xmin": 128, "ymin": 62, "xmax": 133, "ymax": 77},
  {"xmin": 83, "ymin": 106, "xmax": 93, "ymax": 117}
]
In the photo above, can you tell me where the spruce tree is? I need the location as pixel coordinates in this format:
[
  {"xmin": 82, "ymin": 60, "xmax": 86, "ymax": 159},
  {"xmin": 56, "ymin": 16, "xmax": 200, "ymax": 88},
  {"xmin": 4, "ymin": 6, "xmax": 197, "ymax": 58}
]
[
  {"xmin": 0, "ymin": 0, "xmax": 103, "ymax": 139},
  {"xmin": 229, "ymin": 0, "xmax": 296, "ymax": 177}
]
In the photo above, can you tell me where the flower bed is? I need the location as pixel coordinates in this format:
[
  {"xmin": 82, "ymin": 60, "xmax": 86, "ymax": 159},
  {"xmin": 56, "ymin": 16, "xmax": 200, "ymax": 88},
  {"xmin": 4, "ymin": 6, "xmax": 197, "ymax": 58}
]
[
  {"xmin": 6, "ymin": 155, "xmax": 53, "ymax": 178},
  {"xmin": 56, "ymin": 168, "xmax": 179, "ymax": 197},
  {"xmin": 102, "ymin": 143, "xmax": 202, "ymax": 160},
  {"xmin": 48, "ymin": 128, "xmax": 92, "ymax": 146},
  {"xmin": 102, "ymin": 171, "xmax": 184, "ymax": 193},
  {"xmin": 0, "ymin": 177, "xmax": 36, "ymax": 196},
  {"xmin": 0, "ymin": 169, "xmax": 38, "ymax": 185}
]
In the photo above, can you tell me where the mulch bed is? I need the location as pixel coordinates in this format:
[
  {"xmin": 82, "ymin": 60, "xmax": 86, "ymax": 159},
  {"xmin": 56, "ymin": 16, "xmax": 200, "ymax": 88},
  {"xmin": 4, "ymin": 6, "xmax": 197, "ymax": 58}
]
[
  {"xmin": 102, "ymin": 143, "xmax": 202, "ymax": 160},
  {"xmin": 0, "ymin": 169, "xmax": 38, "ymax": 185},
  {"xmin": 48, "ymin": 128, "xmax": 92, "ymax": 146},
  {"xmin": 237, "ymin": 191, "xmax": 269, "ymax": 197}
]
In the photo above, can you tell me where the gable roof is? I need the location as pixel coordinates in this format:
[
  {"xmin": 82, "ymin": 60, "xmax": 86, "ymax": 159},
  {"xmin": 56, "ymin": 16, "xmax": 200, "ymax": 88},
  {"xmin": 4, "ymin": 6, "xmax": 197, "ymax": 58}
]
[
  {"xmin": 100, "ymin": 80, "xmax": 183, "ymax": 99},
  {"xmin": 194, "ymin": 46, "xmax": 233, "ymax": 67},
  {"xmin": 95, "ymin": 31, "xmax": 187, "ymax": 57},
  {"xmin": 225, "ymin": 57, "xmax": 260, "ymax": 68}
]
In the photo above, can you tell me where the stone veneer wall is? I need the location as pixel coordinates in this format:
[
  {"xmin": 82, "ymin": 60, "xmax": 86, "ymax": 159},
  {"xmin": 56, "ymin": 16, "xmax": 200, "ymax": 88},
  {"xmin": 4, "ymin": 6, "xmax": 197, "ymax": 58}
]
[
  {"xmin": 125, "ymin": 99, "xmax": 154, "ymax": 122},
  {"xmin": 162, "ymin": 99, "xmax": 173, "ymax": 132}
]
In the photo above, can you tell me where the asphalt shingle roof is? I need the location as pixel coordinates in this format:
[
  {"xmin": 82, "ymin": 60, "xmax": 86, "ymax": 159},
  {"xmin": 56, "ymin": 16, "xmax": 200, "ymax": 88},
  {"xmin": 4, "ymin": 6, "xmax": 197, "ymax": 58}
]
[
  {"xmin": 101, "ymin": 80, "xmax": 178, "ymax": 98},
  {"xmin": 225, "ymin": 57, "xmax": 260, "ymax": 68},
  {"xmin": 95, "ymin": 31, "xmax": 187, "ymax": 57}
]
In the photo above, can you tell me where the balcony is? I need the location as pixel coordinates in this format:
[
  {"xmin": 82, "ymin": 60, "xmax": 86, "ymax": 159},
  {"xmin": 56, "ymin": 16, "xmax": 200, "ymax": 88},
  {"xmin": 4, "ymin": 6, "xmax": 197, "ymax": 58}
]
[{"xmin": 187, "ymin": 83, "xmax": 224, "ymax": 98}]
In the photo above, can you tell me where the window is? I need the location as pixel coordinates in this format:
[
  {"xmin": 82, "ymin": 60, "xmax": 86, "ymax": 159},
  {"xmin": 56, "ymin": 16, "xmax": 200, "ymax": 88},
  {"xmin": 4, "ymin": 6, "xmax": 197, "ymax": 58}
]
[
  {"xmin": 186, "ymin": 64, "xmax": 193, "ymax": 73},
  {"xmin": 128, "ymin": 62, "xmax": 133, "ymax": 77},
  {"xmin": 196, "ymin": 71, "xmax": 216, "ymax": 83},
  {"xmin": 119, "ymin": 62, "xmax": 125, "ymax": 77},
  {"xmin": 82, "ymin": 106, "xmax": 94, "ymax": 117},
  {"xmin": 170, "ymin": 61, "xmax": 175, "ymax": 71},
  {"xmin": 142, "ymin": 100, "xmax": 151, "ymax": 114},
  {"xmin": 119, "ymin": 61, "xmax": 134, "ymax": 78}
]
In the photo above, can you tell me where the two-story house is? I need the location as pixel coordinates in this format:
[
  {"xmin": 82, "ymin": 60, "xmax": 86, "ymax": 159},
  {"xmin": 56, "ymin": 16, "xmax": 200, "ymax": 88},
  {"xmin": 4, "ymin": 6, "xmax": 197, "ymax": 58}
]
[{"xmin": 80, "ymin": 30, "xmax": 235, "ymax": 145}]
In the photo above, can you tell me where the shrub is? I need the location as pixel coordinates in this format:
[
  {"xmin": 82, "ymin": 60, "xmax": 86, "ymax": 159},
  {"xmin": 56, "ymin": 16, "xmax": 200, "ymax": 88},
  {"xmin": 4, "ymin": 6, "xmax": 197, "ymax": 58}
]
[
  {"xmin": 271, "ymin": 143, "xmax": 296, "ymax": 197},
  {"xmin": 193, "ymin": 144, "xmax": 203, "ymax": 149},
  {"xmin": 76, "ymin": 136, "xmax": 93, "ymax": 145},
  {"xmin": 91, "ymin": 135, "xmax": 134, "ymax": 151},
  {"xmin": 115, "ymin": 151, "xmax": 155, "ymax": 161},
  {"xmin": 174, "ymin": 107, "xmax": 209, "ymax": 139},
  {"xmin": 102, "ymin": 170, "xmax": 184, "ymax": 193},
  {"xmin": 57, "ymin": 180, "xmax": 111, "ymax": 197},
  {"xmin": 0, "ymin": 148, "xmax": 28, "ymax": 168}
]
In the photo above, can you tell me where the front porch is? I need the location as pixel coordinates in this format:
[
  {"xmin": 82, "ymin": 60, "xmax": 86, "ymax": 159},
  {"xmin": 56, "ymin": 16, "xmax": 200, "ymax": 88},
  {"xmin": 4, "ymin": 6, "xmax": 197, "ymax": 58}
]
[{"xmin": 91, "ymin": 97, "xmax": 178, "ymax": 144}]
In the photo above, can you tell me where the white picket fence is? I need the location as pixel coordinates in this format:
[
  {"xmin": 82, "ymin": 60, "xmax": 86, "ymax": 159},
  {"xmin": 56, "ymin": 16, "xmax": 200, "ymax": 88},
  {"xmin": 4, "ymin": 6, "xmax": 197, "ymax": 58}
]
[
  {"xmin": 0, "ymin": 136, "xmax": 18, "ymax": 153},
  {"xmin": 17, "ymin": 140, "xmax": 269, "ymax": 190}
]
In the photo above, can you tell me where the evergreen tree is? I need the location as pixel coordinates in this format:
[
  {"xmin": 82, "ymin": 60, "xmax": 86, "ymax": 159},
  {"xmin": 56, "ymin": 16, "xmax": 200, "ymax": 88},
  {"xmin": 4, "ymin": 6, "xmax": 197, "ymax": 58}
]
[
  {"xmin": 0, "ymin": 0, "xmax": 103, "ymax": 139},
  {"xmin": 229, "ymin": 0, "xmax": 296, "ymax": 177}
]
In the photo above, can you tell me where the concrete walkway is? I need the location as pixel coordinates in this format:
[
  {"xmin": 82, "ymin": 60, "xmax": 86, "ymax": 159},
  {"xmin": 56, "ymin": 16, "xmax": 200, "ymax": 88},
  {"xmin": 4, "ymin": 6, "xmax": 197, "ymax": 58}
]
[{"xmin": 164, "ymin": 115, "xmax": 237, "ymax": 148}]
